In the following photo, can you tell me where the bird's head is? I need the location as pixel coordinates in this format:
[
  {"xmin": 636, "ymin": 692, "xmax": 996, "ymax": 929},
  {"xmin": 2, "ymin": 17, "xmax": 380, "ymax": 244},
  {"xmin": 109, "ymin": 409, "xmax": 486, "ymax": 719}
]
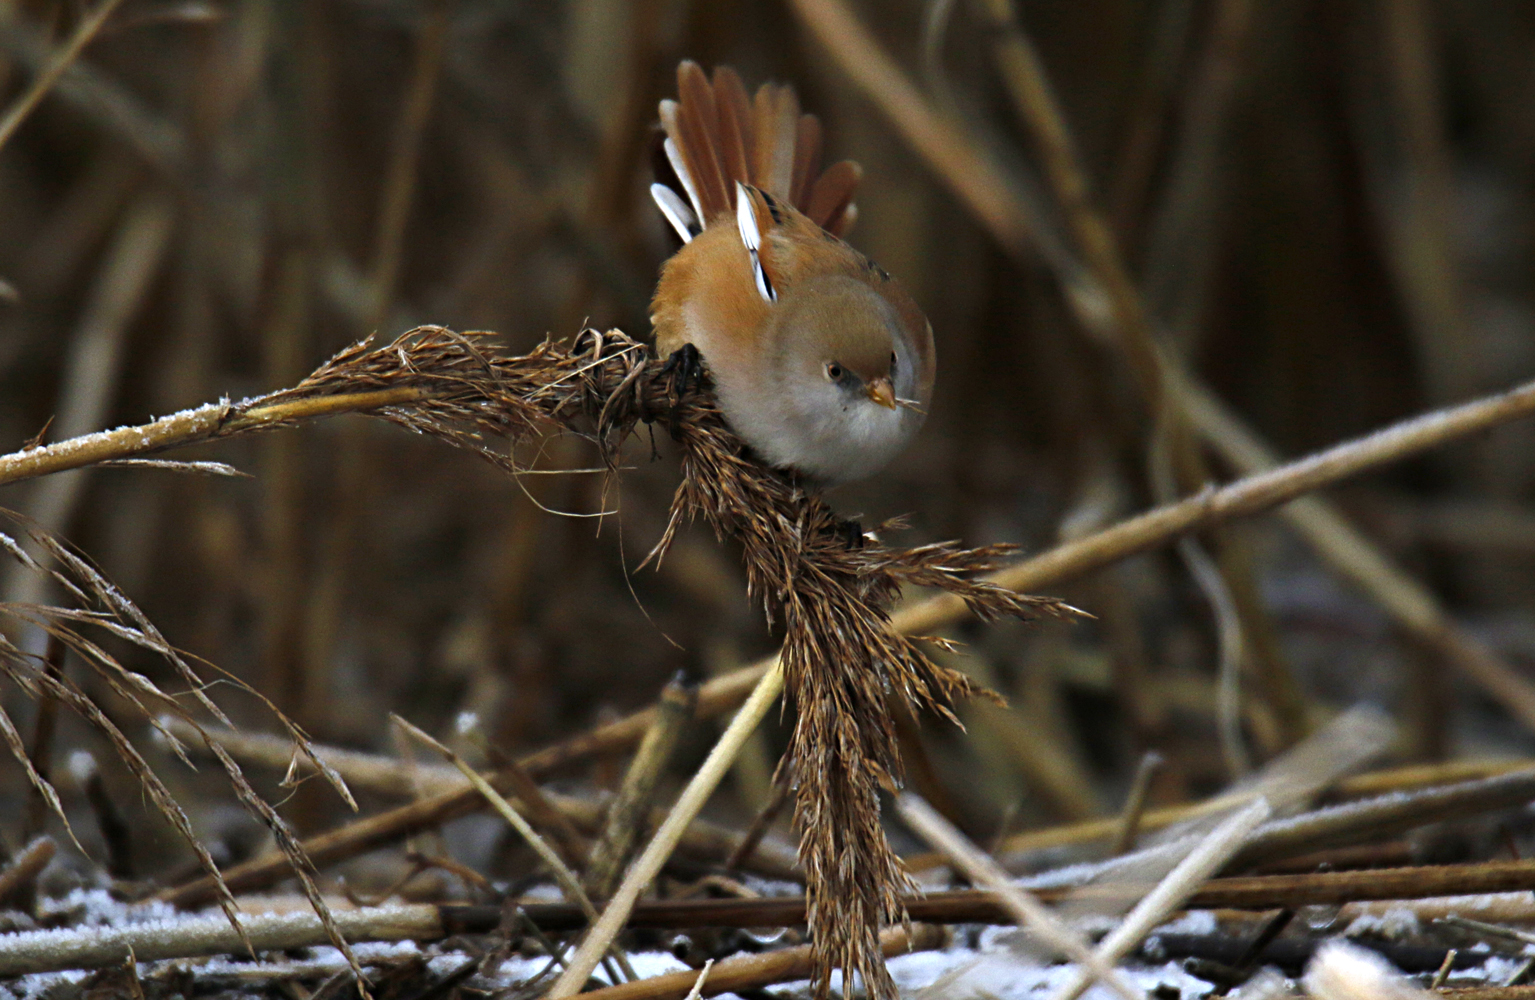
[{"xmin": 770, "ymin": 274, "xmax": 918, "ymax": 416}]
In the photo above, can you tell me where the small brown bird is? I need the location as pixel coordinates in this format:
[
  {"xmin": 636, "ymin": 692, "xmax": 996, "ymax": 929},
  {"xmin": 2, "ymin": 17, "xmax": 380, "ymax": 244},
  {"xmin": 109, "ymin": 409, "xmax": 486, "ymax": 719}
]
[{"xmin": 649, "ymin": 62, "xmax": 934, "ymax": 486}]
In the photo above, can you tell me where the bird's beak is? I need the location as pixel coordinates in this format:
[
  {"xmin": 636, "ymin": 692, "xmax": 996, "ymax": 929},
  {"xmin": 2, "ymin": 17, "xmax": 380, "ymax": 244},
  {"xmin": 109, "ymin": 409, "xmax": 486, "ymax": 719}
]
[{"xmin": 866, "ymin": 377, "xmax": 897, "ymax": 409}]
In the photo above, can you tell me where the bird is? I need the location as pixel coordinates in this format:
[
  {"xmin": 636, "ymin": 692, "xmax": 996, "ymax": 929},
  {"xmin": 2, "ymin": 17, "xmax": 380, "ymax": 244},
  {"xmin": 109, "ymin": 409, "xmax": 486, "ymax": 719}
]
[{"xmin": 648, "ymin": 61, "xmax": 934, "ymax": 487}]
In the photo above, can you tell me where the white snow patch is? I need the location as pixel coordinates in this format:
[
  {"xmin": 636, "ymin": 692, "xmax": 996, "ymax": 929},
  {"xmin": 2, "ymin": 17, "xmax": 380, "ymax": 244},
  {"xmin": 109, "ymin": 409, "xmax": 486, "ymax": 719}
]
[
  {"xmin": 36, "ymin": 888, "xmax": 179, "ymax": 928},
  {"xmin": 1150, "ymin": 911, "xmax": 1219, "ymax": 936},
  {"xmin": 1342, "ymin": 908, "xmax": 1420, "ymax": 941}
]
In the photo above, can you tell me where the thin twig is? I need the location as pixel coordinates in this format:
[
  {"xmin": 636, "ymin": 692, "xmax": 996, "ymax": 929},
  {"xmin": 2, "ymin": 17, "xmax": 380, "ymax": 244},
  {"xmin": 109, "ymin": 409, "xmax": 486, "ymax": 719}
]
[
  {"xmin": 390, "ymin": 717, "xmax": 589, "ymax": 909},
  {"xmin": 587, "ymin": 676, "xmax": 696, "ymax": 898},
  {"xmin": 0, "ymin": 0, "xmax": 132, "ymax": 153},
  {"xmin": 1111, "ymin": 751, "xmax": 1164, "ymax": 856},
  {"xmin": 364, "ymin": 0, "xmax": 452, "ymax": 333},
  {"xmin": 0, "ymin": 836, "xmax": 55, "ymax": 906},
  {"xmin": 471, "ymin": 732, "xmax": 590, "ymax": 868},
  {"xmin": 1439, "ymin": 917, "xmax": 1535, "ymax": 948},
  {"xmin": 724, "ymin": 773, "xmax": 792, "ymax": 872},
  {"xmin": 1432, "ymin": 950, "xmax": 1459, "ymax": 990},
  {"xmin": 0, "ymin": 11, "xmax": 185, "ymax": 172},
  {"xmin": 908, "ymin": 757, "xmax": 1535, "ymax": 868},
  {"xmin": 682, "ymin": 959, "xmax": 714, "ymax": 1000}
]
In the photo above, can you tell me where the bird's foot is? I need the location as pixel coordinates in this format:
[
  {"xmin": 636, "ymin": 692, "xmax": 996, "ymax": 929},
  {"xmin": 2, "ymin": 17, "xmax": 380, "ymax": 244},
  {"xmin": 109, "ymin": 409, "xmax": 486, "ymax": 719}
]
[
  {"xmin": 659, "ymin": 343, "xmax": 705, "ymax": 396},
  {"xmin": 835, "ymin": 518, "xmax": 867, "ymax": 550},
  {"xmin": 647, "ymin": 343, "xmax": 705, "ymax": 437}
]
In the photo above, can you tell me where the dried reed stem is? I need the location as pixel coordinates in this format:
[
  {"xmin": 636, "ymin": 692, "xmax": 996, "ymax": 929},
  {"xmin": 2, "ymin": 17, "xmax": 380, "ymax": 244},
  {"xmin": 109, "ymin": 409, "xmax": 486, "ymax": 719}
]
[
  {"xmin": 901, "ymin": 757, "xmax": 1535, "ymax": 869},
  {"xmin": 390, "ymin": 717, "xmax": 590, "ymax": 917},
  {"xmin": 1177, "ymin": 376, "xmax": 1535, "ymax": 729},
  {"xmin": 1231, "ymin": 768, "xmax": 1535, "ymax": 871},
  {"xmin": 8, "ymin": 850, "xmax": 1497, "ymax": 977},
  {"xmin": 1111, "ymin": 751, "xmax": 1164, "ymax": 856},
  {"xmin": 895, "ymin": 375, "xmax": 1535, "ymax": 637},
  {"xmin": 0, "ymin": 388, "xmax": 429, "ymax": 487}
]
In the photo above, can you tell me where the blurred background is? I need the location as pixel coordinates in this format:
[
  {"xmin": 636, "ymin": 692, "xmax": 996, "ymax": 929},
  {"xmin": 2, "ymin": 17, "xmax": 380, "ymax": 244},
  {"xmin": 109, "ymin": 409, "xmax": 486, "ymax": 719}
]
[{"xmin": 2, "ymin": 0, "xmax": 1535, "ymax": 887}]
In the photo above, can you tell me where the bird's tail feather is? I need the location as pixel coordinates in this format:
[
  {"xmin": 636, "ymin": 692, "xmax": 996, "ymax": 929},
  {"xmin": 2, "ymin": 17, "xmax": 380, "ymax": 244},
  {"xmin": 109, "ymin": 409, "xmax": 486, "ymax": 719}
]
[{"xmin": 657, "ymin": 61, "xmax": 860, "ymax": 237}]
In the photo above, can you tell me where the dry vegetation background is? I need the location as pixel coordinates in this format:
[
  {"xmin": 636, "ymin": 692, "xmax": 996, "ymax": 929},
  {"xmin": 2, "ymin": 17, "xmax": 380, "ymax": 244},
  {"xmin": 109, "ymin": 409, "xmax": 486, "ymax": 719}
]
[{"xmin": 2, "ymin": 0, "xmax": 1535, "ymax": 908}]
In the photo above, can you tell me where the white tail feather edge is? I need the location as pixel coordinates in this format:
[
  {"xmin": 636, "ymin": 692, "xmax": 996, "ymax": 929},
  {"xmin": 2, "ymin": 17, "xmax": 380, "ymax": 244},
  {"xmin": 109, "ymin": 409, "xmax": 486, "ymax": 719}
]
[{"xmin": 651, "ymin": 183, "xmax": 698, "ymax": 243}]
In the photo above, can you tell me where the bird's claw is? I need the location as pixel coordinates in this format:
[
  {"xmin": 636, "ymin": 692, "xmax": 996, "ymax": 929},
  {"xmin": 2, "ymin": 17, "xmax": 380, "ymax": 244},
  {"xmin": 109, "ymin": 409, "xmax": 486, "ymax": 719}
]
[
  {"xmin": 661, "ymin": 343, "xmax": 705, "ymax": 394},
  {"xmin": 647, "ymin": 343, "xmax": 705, "ymax": 437},
  {"xmin": 835, "ymin": 518, "xmax": 866, "ymax": 550}
]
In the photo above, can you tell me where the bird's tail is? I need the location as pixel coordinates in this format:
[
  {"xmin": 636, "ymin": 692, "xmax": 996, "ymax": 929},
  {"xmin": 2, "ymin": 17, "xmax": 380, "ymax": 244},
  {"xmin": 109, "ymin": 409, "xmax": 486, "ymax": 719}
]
[{"xmin": 651, "ymin": 61, "xmax": 861, "ymax": 243}]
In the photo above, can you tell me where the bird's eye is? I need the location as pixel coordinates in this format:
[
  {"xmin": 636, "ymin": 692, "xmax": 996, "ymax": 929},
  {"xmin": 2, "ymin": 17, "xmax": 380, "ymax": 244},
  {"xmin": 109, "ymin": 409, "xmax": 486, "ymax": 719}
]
[
  {"xmin": 890, "ymin": 351, "xmax": 898, "ymax": 369},
  {"xmin": 825, "ymin": 362, "xmax": 844, "ymax": 382}
]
